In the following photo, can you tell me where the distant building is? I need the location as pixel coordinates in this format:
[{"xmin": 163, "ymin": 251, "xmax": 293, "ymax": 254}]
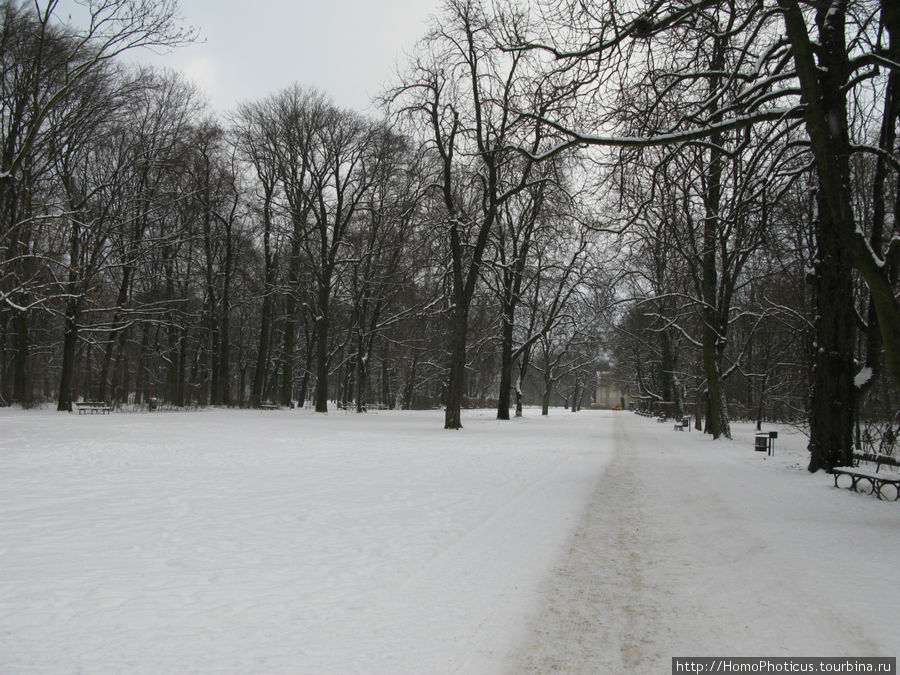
[{"xmin": 595, "ymin": 372, "xmax": 631, "ymax": 409}]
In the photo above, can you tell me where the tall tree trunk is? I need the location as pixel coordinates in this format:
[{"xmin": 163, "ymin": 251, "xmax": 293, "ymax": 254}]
[
  {"xmin": 700, "ymin": 44, "xmax": 730, "ymax": 439},
  {"xmin": 13, "ymin": 310, "xmax": 28, "ymax": 404},
  {"xmin": 496, "ymin": 309, "xmax": 514, "ymax": 420},
  {"xmin": 220, "ymin": 210, "xmax": 234, "ymax": 407},
  {"xmin": 808, "ymin": 192, "xmax": 856, "ymax": 471},
  {"xmin": 1, "ymin": 312, "xmax": 10, "ymax": 401},
  {"xmin": 298, "ymin": 352, "xmax": 313, "ymax": 408},
  {"xmin": 660, "ymin": 332, "xmax": 681, "ymax": 417},
  {"xmin": 97, "ymin": 321, "xmax": 125, "ymax": 404},
  {"xmin": 514, "ymin": 346, "xmax": 531, "ymax": 418},
  {"xmin": 340, "ymin": 354, "xmax": 354, "ymax": 410},
  {"xmin": 176, "ymin": 325, "xmax": 189, "ymax": 406},
  {"xmin": 57, "ymin": 298, "xmax": 81, "ymax": 412},
  {"xmin": 356, "ymin": 338, "xmax": 371, "ymax": 413},
  {"xmin": 219, "ymin": 302, "xmax": 231, "ymax": 406},
  {"xmin": 111, "ymin": 327, "xmax": 129, "ymax": 404},
  {"xmin": 208, "ymin": 320, "xmax": 220, "ymax": 406},
  {"xmin": 381, "ymin": 351, "xmax": 392, "ymax": 408},
  {"xmin": 280, "ymin": 301, "xmax": 296, "ymax": 407},
  {"xmin": 444, "ymin": 303, "xmax": 468, "ymax": 429},
  {"xmin": 402, "ymin": 354, "xmax": 418, "ymax": 410},
  {"xmin": 756, "ymin": 372, "xmax": 768, "ymax": 432},
  {"xmin": 541, "ymin": 355, "xmax": 553, "ymax": 416},
  {"xmin": 252, "ymin": 200, "xmax": 276, "ymax": 408},
  {"xmin": 252, "ymin": 280, "xmax": 275, "ymax": 408},
  {"xmin": 280, "ymin": 239, "xmax": 301, "ymax": 407},
  {"xmin": 780, "ymin": 0, "xmax": 859, "ymax": 470},
  {"xmin": 135, "ymin": 321, "xmax": 150, "ymax": 405},
  {"xmin": 98, "ymin": 334, "xmax": 115, "ymax": 403},
  {"xmin": 313, "ymin": 283, "xmax": 331, "ymax": 413},
  {"xmin": 857, "ymin": 3, "xmax": 900, "ymax": 413}
]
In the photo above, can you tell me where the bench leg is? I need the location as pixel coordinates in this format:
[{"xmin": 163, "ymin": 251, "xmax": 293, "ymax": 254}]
[
  {"xmin": 852, "ymin": 475, "xmax": 876, "ymax": 496},
  {"xmin": 876, "ymin": 480, "xmax": 900, "ymax": 501}
]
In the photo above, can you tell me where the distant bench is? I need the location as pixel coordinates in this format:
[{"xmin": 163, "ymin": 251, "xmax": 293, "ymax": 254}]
[
  {"xmin": 830, "ymin": 453, "xmax": 900, "ymax": 501},
  {"xmin": 74, "ymin": 401, "xmax": 111, "ymax": 415},
  {"xmin": 673, "ymin": 416, "xmax": 691, "ymax": 431}
]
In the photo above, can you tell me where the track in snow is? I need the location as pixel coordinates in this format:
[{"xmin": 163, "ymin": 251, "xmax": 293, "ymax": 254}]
[{"xmin": 509, "ymin": 413, "xmax": 885, "ymax": 672}]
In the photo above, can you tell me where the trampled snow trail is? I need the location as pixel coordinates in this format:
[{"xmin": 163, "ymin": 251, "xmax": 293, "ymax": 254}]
[{"xmin": 509, "ymin": 413, "xmax": 891, "ymax": 672}]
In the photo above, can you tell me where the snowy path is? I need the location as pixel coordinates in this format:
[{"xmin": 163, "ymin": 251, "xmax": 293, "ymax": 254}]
[{"xmin": 510, "ymin": 413, "xmax": 897, "ymax": 672}]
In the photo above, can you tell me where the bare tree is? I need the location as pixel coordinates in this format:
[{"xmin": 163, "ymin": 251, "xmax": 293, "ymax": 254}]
[
  {"xmin": 389, "ymin": 0, "xmax": 561, "ymax": 428},
  {"xmin": 1, "ymin": 0, "xmax": 193, "ymax": 406},
  {"xmin": 95, "ymin": 70, "xmax": 201, "ymax": 404},
  {"xmin": 232, "ymin": 97, "xmax": 282, "ymax": 408},
  {"xmin": 507, "ymin": 0, "xmax": 898, "ymax": 469},
  {"xmin": 344, "ymin": 137, "xmax": 428, "ymax": 412}
]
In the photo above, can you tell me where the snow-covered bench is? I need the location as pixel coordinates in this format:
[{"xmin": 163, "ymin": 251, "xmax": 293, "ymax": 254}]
[
  {"xmin": 74, "ymin": 401, "xmax": 110, "ymax": 415},
  {"xmin": 673, "ymin": 416, "xmax": 691, "ymax": 431},
  {"xmin": 830, "ymin": 453, "xmax": 900, "ymax": 501}
]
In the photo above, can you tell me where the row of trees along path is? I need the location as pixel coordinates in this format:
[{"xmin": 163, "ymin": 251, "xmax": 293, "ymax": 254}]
[{"xmin": 1, "ymin": 0, "xmax": 898, "ymax": 474}]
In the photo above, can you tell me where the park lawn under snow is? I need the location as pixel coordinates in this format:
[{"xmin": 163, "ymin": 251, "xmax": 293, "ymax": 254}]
[{"xmin": 0, "ymin": 407, "xmax": 897, "ymax": 673}]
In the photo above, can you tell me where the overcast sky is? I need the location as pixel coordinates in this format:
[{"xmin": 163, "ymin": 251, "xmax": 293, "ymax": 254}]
[{"xmin": 63, "ymin": 0, "xmax": 444, "ymax": 115}]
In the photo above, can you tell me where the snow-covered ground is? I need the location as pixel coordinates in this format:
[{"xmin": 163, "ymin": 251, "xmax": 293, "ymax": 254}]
[{"xmin": 1, "ymin": 407, "xmax": 897, "ymax": 673}]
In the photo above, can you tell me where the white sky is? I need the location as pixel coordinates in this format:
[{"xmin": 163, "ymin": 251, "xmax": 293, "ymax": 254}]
[{"xmin": 59, "ymin": 0, "xmax": 444, "ymax": 115}]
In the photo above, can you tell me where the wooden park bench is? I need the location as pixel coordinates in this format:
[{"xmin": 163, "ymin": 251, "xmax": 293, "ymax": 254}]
[
  {"xmin": 74, "ymin": 401, "xmax": 111, "ymax": 415},
  {"xmin": 259, "ymin": 403, "xmax": 279, "ymax": 410},
  {"xmin": 830, "ymin": 453, "xmax": 900, "ymax": 501},
  {"xmin": 673, "ymin": 416, "xmax": 691, "ymax": 431}
]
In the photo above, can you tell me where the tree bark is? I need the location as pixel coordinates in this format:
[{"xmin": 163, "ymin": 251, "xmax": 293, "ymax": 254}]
[
  {"xmin": 700, "ymin": 33, "xmax": 731, "ymax": 440},
  {"xmin": 57, "ymin": 298, "xmax": 81, "ymax": 412},
  {"xmin": 251, "ymin": 198, "xmax": 276, "ymax": 408},
  {"xmin": 807, "ymin": 192, "xmax": 856, "ymax": 471},
  {"xmin": 13, "ymin": 311, "xmax": 28, "ymax": 404},
  {"xmin": 541, "ymin": 376, "xmax": 552, "ymax": 416},
  {"xmin": 313, "ymin": 283, "xmax": 331, "ymax": 413},
  {"xmin": 779, "ymin": 0, "xmax": 860, "ymax": 470},
  {"xmin": 280, "ymin": 235, "xmax": 301, "ymax": 407},
  {"xmin": 280, "ymin": 297, "xmax": 296, "ymax": 407},
  {"xmin": 514, "ymin": 345, "xmax": 531, "ymax": 418},
  {"xmin": 402, "ymin": 354, "xmax": 418, "ymax": 410},
  {"xmin": 496, "ymin": 309, "xmax": 514, "ymax": 420},
  {"xmin": 444, "ymin": 303, "xmax": 468, "ymax": 429}
]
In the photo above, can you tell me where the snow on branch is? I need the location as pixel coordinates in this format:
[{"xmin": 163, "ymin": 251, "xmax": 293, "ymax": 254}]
[{"xmin": 516, "ymin": 108, "xmax": 803, "ymax": 161}]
